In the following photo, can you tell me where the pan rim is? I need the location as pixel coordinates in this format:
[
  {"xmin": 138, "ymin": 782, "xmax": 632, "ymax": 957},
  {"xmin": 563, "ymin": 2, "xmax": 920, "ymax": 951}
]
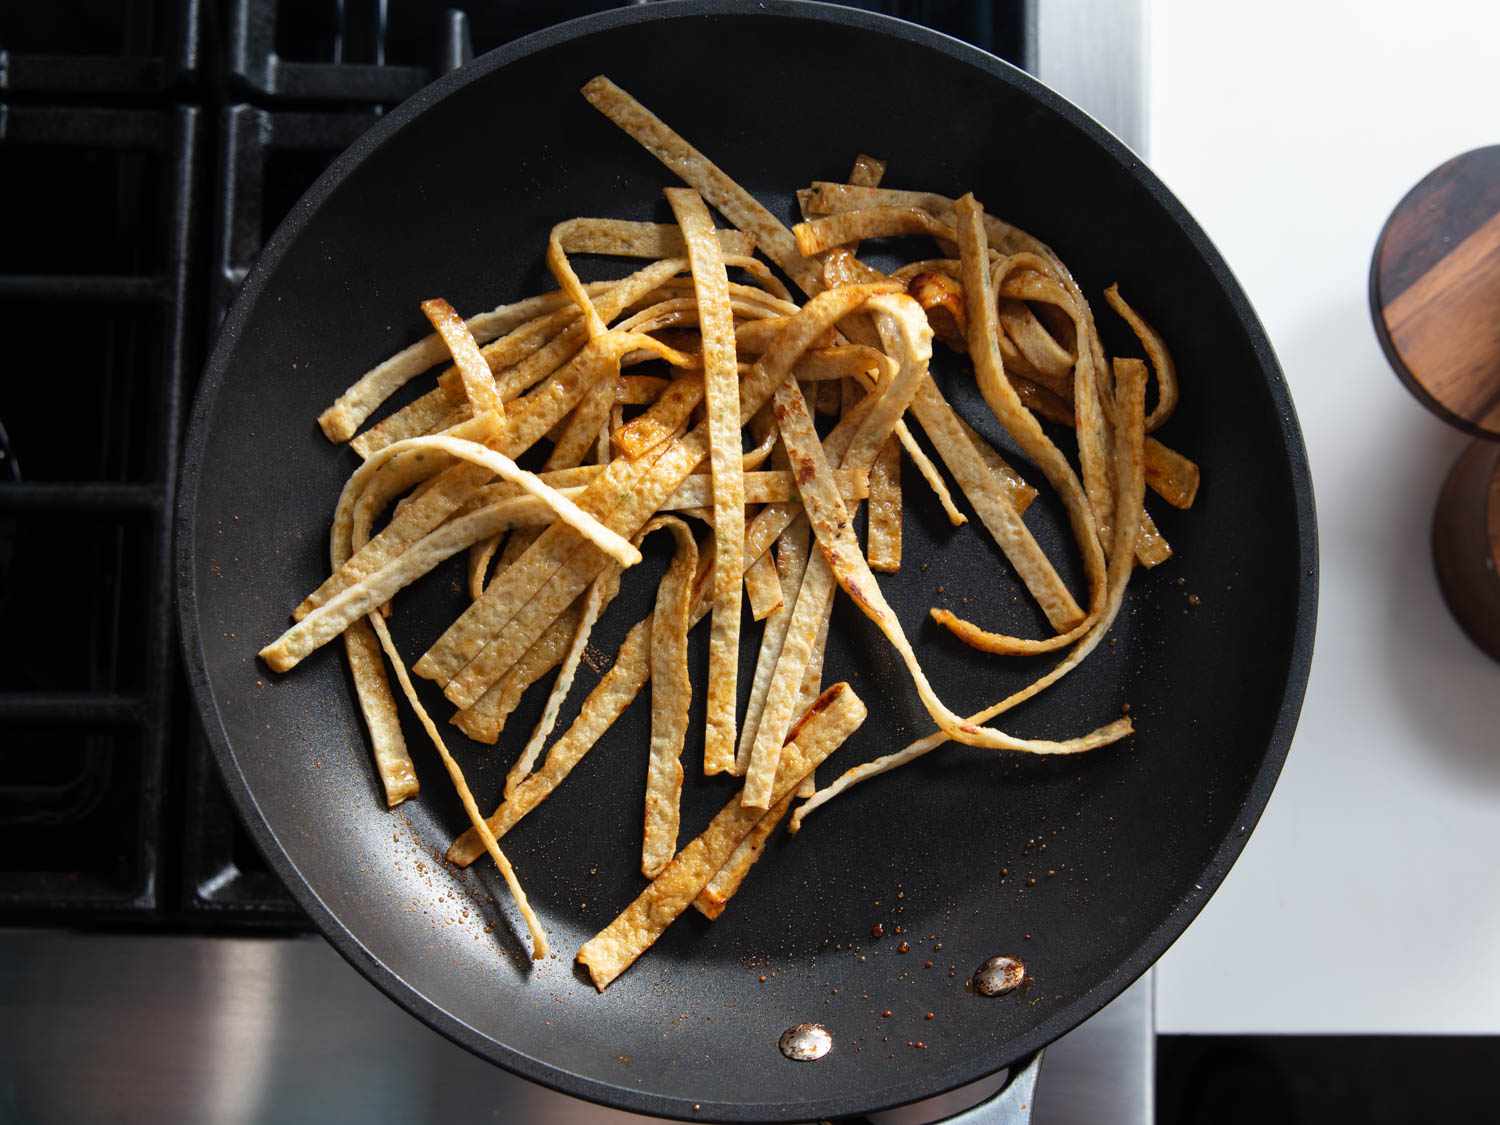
[{"xmin": 175, "ymin": 1, "xmax": 1318, "ymax": 1120}]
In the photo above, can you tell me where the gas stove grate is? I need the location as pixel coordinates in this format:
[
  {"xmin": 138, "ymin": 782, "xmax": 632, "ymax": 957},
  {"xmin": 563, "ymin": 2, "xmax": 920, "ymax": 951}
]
[
  {"xmin": 0, "ymin": 103, "xmax": 198, "ymax": 917},
  {"xmin": 0, "ymin": 0, "xmax": 1027, "ymax": 930}
]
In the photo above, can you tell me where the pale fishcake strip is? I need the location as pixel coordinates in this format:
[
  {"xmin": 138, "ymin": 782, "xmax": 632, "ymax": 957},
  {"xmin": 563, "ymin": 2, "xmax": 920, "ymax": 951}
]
[
  {"xmin": 448, "ymin": 617, "xmax": 653, "ymax": 867},
  {"xmin": 581, "ymin": 76, "xmax": 822, "ymax": 294},
  {"xmin": 666, "ymin": 187, "xmax": 744, "ymax": 776},
  {"xmin": 640, "ymin": 517, "xmax": 699, "ymax": 877},
  {"xmin": 740, "ymin": 297, "xmax": 933, "ymax": 807},
  {"xmin": 743, "ymin": 544, "xmax": 784, "ymax": 621},
  {"xmin": 740, "ymin": 405, "xmax": 782, "ymax": 622},
  {"xmin": 492, "ymin": 259, "xmax": 692, "ymax": 403},
  {"xmin": 298, "ymin": 331, "xmax": 689, "ymax": 621},
  {"xmin": 692, "ymin": 791, "xmax": 794, "ymax": 920},
  {"xmin": 334, "ymin": 431, "xmax": 470, "ymax": 805},
  {"xmin": 261, "ymin": 489, "xmax": 607, "ymax": 675},
  {"xmin": 300, "ymin": 416, "xmax": 503, "ymax": 623},
  {"xmin": 365, "ymin": 612, "xmax": 547, "ymax": 961},
  {"xmin": 1104, "ymin": 283, "xmax": 1178, "ymax": 433},
  {"xmin": 421, "ymin": 298, "xmax": 504, "ymax": 418},
  {"xmin": 908, "ymin": 376, "xmax": 1084, "ymax": 633},
  {"xmin": 503, "ymin": 566, "xmax": 621, "ymax": 797},
  {"xmin": 546, "ymin": 356, "xmax": 620, "ymax": 470},
  {"xmin": 318, "ymin": 287, "xmax": 589, "ymax": 443},
  {"xmin": 447, "ymin": 547, "xmax": 717, "ymax": 867},
  {"xmin": 794, "ymin": 358, "xmax": 1150, "ymax": 830},
  {"xmin": 466, "ymin": 533, "xmax": 502, "ymax": 600},
  {"xmin": 1007, "ymin": 371, "xmax": 1182, "ymax": 559},
  {"xmin": 949, "ymin": 412, "xmax": 1039, "ymax": 513},
  {"xmin": 923, "ymin": 198, "xmax": 1113, "ymax": 653},
  {"xmin": 866, "ymin": 433, "xmax": 902, "ymax": 571},
  {"xmin": 342, "ymin": 617, "xmax": 418, "ymax": 807},
  {"xmin": 576, "ymin": 683, "xmax": 866, "ymax": 990},
  {"xmin": 462, "ymin": 467, "xmax": 868, "ymax": 517},
  {"xmin": 767, "ymin": 298, "xmax": 1132, "ymax": 754},
  {"xmin": 350, "ymin": 295, "xmax": 605, "ymax": 459},
  {"xmin": 553, "ymin": 217, "xmax": 753, "ymax": 260},
  {"xmin": 998, "ymin": 261, "xmax": 1115, "ymax": 551},
  {"xmin": 427, "ymin": 285, "xmax": 899, "ymax": 707},
  {"xmin": 349, "ymin": 377, "xmax": 464, "ymax": 460},
  {"xmin": 736, "ymin": 515, "xmax": 811, "ymax": 774},
  {"xmin": 547, "ymin": 220, "xmax": 609, "ymax": 338},
  {"xmin": 740, "ymin": 549, "xmax": 838, "ymax": 809},
  {"xmin": 697, "ymin": 577, "xmax": 823, "ymax": 916},
  {"xmin": 451, "ymin": 597, "xmax": 585, "ymax": 744},
  {"xmin": 793, "ymin": 580, "xmax": 834, "ymax": 800}
]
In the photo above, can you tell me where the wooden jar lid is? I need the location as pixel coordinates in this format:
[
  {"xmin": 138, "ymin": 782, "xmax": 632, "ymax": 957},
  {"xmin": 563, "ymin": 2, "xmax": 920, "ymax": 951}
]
[
  {"xmin": 1371, "ymin": 145, "xmax": 1500, "ymax": 438},
  {"xmin": 1432, "ymin": 440, "xmax": 1500, "ymax": 661}
]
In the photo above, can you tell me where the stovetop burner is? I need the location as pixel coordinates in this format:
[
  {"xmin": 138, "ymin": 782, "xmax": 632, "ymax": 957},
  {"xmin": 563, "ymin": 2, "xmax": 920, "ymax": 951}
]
[
  {"xmin": 0, "ymin": 3, "xmax": 1153, "ymax": 1121},
  {"xmin": 0, "ymin": 0, "xmax": 1035, "ymax": 932}
]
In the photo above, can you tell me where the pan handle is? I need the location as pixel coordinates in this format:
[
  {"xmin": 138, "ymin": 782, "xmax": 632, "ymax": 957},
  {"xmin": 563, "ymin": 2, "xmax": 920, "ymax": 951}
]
[
  {"xmin": 839, "ymin": 1051, "xmax": 1043, "ymax": 1125},
  {"xmin": 935, "ymin": 1051, "xmax": 1044, "ymax": 1125}
]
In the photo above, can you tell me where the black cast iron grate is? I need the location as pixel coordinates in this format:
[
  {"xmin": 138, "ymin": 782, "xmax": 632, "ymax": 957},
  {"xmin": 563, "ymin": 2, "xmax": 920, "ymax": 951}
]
[{"xmin": 0, "ymin": 0, "xmax": 1028, "ymax": 929}]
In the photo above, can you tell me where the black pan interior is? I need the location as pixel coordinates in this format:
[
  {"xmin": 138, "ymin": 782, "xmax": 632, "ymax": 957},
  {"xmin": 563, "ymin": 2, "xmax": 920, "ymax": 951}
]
[{"xmin": 178, "ymin": 4, "xmax": 1316, "ymax": 1121}]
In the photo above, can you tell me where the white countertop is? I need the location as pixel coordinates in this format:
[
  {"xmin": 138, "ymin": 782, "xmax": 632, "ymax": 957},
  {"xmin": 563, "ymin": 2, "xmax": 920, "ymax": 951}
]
[{"xmin": 1144, "ymin": 0, "xmax": 1500, "ymax": 1033}]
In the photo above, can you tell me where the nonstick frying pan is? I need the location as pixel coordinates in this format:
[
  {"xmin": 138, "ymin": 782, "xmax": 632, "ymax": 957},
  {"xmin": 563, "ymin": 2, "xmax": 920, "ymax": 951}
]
[{"xmin": 177, "ymin": 2, "xmax": 1317, "ymax": 1120}]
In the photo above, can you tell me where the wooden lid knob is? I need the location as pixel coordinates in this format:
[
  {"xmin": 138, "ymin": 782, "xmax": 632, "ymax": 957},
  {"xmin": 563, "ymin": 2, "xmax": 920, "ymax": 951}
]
[
  {"xmin": 1371, "ymin": 145, "xmax": 1500, "ymax": 438},
  {"xmin": 1432, "ymin": 439, "xmax": 1500, "ymax": 661}
]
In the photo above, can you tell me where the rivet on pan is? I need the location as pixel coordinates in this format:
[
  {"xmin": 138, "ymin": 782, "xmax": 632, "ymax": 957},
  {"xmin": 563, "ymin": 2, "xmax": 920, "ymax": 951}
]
[
  {"xmin": 972, "ymin": 955, "xmax": 1026, "ymax": 996},
  {"xmin": 779, "ymin": 1022, "xmax": 833, "ymax": 1061}
]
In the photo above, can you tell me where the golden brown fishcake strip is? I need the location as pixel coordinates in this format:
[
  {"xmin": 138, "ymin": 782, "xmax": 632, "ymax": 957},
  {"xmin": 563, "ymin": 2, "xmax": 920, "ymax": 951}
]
[
  {"xmin": 319, "ymin": 287, "xmax": 593, "ymax": 443},
  {"xmin": 450, "ymin": 596, "xmax": 585, "ymax": 744},
  {"xmin": 1010, "ymin": 373, "xmax": 1197, "ymax": 510},
  {"xmin": 581, "ymin": 76, "xmax": 822, "ymax": 293},
  {"xmin": 692, "ymin": 790, "xmax": 794, "ymax": 920},
  {"xmin": 576, "ymin": 683, "xmax": 866, "ymax": 990},
  {"xmin": 261, "ymin": 453, "xmax": 642, "ymax": 675},
  {"xmin": 813, "ymin": 242, "xmax": 1077, "ymax": 628},
  {"xmin": 866, "ymin": 433, "xmax": 902, "ymax": 571},
  {"xmin": 553, "ymin": 217, "xmax": 753, "ymax": 260},
  {"xmin": 614, "ymin": 344, "xmax": 883, "ymax": 463},
  {"xmin": 546, "ymin": 358, "xmax": 620, "ymax": 471},
  {"xmin": 794, "ymin": 358, "xmax": 1149, "ymax": 829},
  {"xmin": 743, "ymin": 543, "xmax": 784, "ymax": 621},
  {"xmin": 421, "ymin": 298, "xmax": 504, "ymax": 418},
  {"xmin": 447, "ymin": 547, "xmax": 718, "ymax": 867},
  {"xmin": 620, "ymin": 374, "xmax": 669, "ymax": 405},
  {"xmin": 737, "ymin": 515, "xmax": 811, "ymax": 775},
  {"xmin": 999, "ymin": 298, "xmax": 1075, "ymax": 389},
  {"xmin": 342, "ymin": 618, "xmax": 418, "ymax": 807},
  {"xmin": 425, "ymin": 286, "xmax": 899, "ymax": 709},
  {"xmin": 366, "ymin": 612, "xmax": 548, "ymax": 960},
  {"xmin": 640, "ymin": 517, "xmax": 699, "ymax": 876},
  {"xmin": 1104, "ymin": 283, "xmax": 1178, "ymax": 433},
  {"xmin": 772, "ymin": 294, "xmax": 1132, "ymax": 753},
  {"xmin": 740, "ymin": 298, "xmax": 939, "ymax": 807},
  {"xmin": 792, "ymin": 206, "xmax": 965, "ymax": 259},
  {"xmin": 997, "ymin": 260, "xmax": 1115, "ymax": 550},
  {"xmin": 299, "ymin": 332, "xmax": 692, "ymax": 622}
]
